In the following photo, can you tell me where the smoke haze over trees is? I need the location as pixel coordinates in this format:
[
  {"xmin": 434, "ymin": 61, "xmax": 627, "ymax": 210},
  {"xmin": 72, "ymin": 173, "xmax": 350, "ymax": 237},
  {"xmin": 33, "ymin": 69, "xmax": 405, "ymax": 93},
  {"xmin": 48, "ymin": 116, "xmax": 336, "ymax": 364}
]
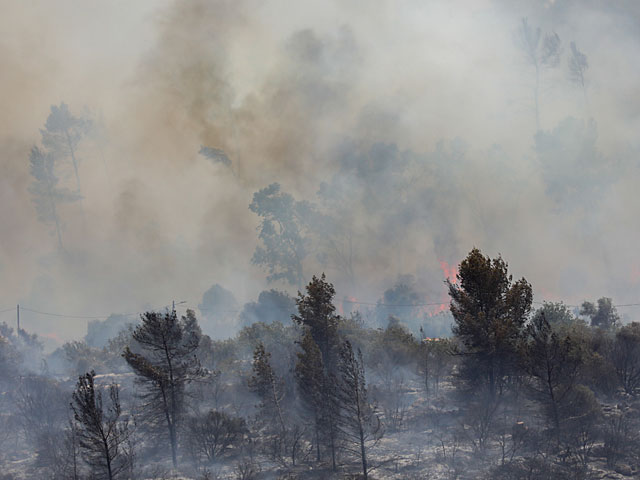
[
  {"xmin": 2, "ymin": 1, "xmax": 640, "ymax": 477},
  {"xmin": 0, "ymin": 0, "xmax": 639, "ymax": 343}
]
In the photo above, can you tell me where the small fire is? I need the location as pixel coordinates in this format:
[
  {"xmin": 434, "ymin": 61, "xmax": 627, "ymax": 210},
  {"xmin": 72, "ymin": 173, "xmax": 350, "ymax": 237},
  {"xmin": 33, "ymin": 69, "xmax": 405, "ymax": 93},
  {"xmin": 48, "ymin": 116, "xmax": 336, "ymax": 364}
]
[
  {"xmin": 439, "ymin": 260, "xmax": 458, "ymax": 285},
  {"xmin": 421, "ymin": 259, "xmax": 459, "ymax": 316},
  {"xmin": 340, "ymin": 296, "xmax": 358, "ymax": 316}
]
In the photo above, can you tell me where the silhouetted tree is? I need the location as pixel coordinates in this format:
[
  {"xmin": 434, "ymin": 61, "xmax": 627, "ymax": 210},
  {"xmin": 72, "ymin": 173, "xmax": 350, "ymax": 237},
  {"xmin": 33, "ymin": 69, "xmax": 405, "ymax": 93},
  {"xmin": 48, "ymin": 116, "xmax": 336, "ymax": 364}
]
[
  {"xmin": 28, "ymin": 146, "xmax": 79, "ymax": 249},
  {"xmin": 568, "ymin": 41, "xmax": 589, "ymax": 110},
  {"xmin": 517, "ymin": 18, "xmax": 562, "ymax": 129},
  {"xmin": 250, "ymin": 183, "xmax": 312, "ymax": 287},
  {"xmin": 40, "ymin": 103, "xmax": 91, "ymax": 196},
  {"xmin": 71, "ymin": 371, "xmax": 130, "ymax": 480},
  {"xmin": 580, "ymin": 297, "xmax": 619, "ymax": 330},
  {"xmin": 123, "ymin": 309, "xmax": 203, "ymax": 468}
]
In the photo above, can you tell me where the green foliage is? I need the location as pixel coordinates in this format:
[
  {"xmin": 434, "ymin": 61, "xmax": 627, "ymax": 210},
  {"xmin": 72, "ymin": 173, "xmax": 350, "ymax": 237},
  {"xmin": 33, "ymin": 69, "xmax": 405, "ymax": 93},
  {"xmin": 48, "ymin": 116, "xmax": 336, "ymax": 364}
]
[
  {"xmin": 449, "ymin": 247, "xmax": 533, "ymax": 398},
  {"xmin": 293, "ymin": 273, "xmax": 341, "ymax": 370}
]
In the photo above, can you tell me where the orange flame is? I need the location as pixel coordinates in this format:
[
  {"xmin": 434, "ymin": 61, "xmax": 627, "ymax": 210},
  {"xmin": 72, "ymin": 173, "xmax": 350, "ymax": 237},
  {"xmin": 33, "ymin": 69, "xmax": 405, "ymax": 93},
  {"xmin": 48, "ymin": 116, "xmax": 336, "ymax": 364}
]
[
  {"xmin": 439, "ymin": 260, "xmax": 458, "ymax": 285},
  {"xmin": 340, "ymin": 295, "xmax": 358, "ymax": 316}
]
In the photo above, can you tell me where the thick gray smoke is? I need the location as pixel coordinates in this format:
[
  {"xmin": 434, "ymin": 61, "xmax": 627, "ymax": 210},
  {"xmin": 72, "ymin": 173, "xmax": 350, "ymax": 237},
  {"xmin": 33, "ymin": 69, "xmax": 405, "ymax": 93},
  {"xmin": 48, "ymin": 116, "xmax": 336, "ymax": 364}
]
[{"xmin": 1, "ymin": 0, "xmax": 639, "ymax": 345}]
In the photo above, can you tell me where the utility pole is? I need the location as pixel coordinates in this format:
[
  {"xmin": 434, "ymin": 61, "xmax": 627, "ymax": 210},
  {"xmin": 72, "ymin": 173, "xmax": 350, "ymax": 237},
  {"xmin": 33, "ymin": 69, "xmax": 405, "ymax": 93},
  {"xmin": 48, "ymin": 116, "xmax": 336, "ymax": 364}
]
[
  {"xmin": 16, "ymin": 304, "xmax": 20, "ymax": 332},
  {"xmin": 172, "ymin": 300, "xmax": 186, "ymax": 313}
]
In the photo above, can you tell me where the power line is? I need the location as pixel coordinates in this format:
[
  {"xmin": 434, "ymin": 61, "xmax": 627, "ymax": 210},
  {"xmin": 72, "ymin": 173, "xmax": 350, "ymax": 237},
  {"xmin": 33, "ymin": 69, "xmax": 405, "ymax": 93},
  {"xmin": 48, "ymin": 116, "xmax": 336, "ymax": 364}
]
[
  {"xmin": 4, "ymin": 298, "xmax": 640, "ymax": 323},
  {"xmin": 19, "ymin": 307, "xmax": 138, "ymax": 320},
  {"xmin": 345, "ymin": 299, "xmax": 640, "ymax": 310},
  {"xmin": 12, "ymin": 302, "xmax": 183, "ymax": 322},
  {"xmin": 342, "ymin": 299, "xmax": 446, "ymax": 307}
]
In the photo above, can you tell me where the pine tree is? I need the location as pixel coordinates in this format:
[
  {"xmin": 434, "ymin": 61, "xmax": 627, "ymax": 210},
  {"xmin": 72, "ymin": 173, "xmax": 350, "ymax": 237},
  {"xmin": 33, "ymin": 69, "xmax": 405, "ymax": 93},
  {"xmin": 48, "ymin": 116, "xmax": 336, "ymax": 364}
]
[
  {"xmin": 449, "ymin": 248, "xmax": 532, "ymax": 400},
  {"xmin": 122, "ymin": 309, "xmax": 203, "ymax": 468},
  {"xmin": 292, "ymin": 273, "xmax": 341, "ymax": 372},
  {"xmin": 295, "ymin": 330, "xmax": 340, "ymax": 470},
  {"xmin": 337, "ymin": 340, "xmax": 382, "ymax": 480},
  {"xmin": 71, "ymin": 371, "xmax": 130, "ymax": 480},
  {"xmin": 249, "ymin": 342, "xmax": 287, "ymax": 441}
]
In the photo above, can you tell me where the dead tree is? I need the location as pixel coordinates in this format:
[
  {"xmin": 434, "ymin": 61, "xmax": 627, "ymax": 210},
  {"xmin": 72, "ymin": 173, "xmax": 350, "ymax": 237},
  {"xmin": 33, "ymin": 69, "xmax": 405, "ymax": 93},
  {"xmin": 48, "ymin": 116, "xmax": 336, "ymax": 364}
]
[
  {"xmin": 337, "ymin": 340, "xmax": 382, "ymax": 480},
  {"xmin": 71, "ymin": 371, "xmax": 130, "ymax": 480}
]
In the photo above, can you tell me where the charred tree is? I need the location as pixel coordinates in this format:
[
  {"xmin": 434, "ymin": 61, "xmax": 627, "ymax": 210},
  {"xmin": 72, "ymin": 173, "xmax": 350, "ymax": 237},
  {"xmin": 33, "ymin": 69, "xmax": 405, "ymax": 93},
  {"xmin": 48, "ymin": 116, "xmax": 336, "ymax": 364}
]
[
  {"xmin": 337, "ymin": 340, "xmax": 382, "ymax": 480},
  {"xmin": 122, "ymin": 309, "xmax": 203, "ymax": 468},
  {"xmin": 71, "ymin": 371, "xmax": 130, "ymax": 480}
]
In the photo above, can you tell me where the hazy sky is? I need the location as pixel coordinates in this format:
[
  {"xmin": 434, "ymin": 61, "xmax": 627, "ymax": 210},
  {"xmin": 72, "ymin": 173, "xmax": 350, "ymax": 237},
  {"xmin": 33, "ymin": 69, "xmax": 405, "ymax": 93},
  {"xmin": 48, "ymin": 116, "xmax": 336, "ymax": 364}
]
[{"xmin": 1, "ymin": 0, "xmax": 639, "ymax": 344}]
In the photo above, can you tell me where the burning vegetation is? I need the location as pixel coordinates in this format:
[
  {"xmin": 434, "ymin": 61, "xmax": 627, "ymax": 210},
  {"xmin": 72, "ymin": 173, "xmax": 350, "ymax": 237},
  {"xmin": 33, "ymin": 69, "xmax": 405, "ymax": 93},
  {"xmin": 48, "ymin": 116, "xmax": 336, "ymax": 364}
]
[
  {"xmin": 2, "ymin": 249, "xmax": 640, "ymax": 479},
  {"xmin": 2, "ymin": 1, "xmax": 640, "ymax": 479}
]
